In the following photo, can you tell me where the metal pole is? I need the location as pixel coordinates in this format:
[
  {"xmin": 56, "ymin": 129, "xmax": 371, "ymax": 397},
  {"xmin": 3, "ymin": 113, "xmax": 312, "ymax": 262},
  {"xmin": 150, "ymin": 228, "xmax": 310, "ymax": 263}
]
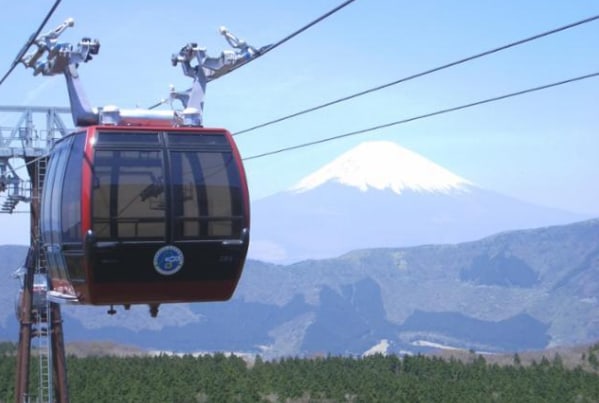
[
  {"xmin": 50, "ymin": 303, "xmax": 69, "ymax": 403},
  {"xmin": 15, "ymin": 153, "xmax": 70, "ymax": 402},
  {"xmin": 14, "ymin": 154, "xmax": 39, "ymax": 403},
  {"xmin": 14, "ymin": 248, "xmax": 34, "ymax": 403}
]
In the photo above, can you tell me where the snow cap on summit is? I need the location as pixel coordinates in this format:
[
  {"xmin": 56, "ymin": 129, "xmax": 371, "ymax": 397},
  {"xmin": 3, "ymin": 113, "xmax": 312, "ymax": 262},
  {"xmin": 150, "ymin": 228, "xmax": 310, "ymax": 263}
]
[{"xmin": 292, "ymin": 141, "xmax": 473, "ymax": 194}]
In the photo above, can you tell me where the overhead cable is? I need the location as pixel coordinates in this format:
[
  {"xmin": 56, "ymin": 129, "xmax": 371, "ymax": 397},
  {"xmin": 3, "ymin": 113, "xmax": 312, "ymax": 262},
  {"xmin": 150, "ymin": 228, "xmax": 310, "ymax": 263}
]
[
  {"xmin": 255, "ymin": 0, "xmax": 356, "ymax": 60},
  {"xmin": 243, "ymin": 71, "xmax": 599, "ymax": 161},
  {"xmin": 148, "ymin": 0, "xmax": 356, "ymax": 109},
  {"xmin": 234, "ymin": 13, "xmax": 599, "ymax": 136},
  {"xmin": 6, "ymin": 154, "xmax": 47, "ymax": 175},
  {"xmin": 0, "ymin": 0, "xmax": 62, "ymax": 86}
]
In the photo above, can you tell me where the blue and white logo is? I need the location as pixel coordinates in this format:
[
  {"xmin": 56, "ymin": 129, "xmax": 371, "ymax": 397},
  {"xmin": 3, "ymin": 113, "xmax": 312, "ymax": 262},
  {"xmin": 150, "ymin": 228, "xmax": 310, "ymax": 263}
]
[{"xmin": 153, "ymin": 245, "xmax": 184, "ymax": 276}]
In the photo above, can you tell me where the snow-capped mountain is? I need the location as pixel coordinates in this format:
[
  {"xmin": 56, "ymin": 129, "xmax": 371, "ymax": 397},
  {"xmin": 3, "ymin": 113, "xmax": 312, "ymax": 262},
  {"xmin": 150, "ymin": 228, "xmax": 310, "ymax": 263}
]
[
  {"xmin": 250, "ymin": 141, "xmax": 586, "ymax": 263},
  {"xmin": 292, "ymin": 141, "xmax": 472, "ymax": 195}
]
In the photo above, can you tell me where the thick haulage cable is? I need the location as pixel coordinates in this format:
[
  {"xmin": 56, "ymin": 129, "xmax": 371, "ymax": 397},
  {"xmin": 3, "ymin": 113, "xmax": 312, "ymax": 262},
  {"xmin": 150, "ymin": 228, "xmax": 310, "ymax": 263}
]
[
  {"xmin": 234, "ymin": 13, "xmax": 599, "ymax": 137},
  {"xmin": 243, "ymin": 71, "xmax": 599, "ymax": 161}
]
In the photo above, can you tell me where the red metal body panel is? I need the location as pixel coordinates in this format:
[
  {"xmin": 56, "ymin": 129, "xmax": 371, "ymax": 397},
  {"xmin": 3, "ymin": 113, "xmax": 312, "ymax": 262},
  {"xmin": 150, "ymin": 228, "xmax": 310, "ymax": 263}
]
[
  {"xmin": 80, "ymin": 127, "xmax": 95, "ymax": 239},
  {"xmin": 92, "ymin": 280, "xmax": 238, "ymax": 305},
  {"xmin": 77, "ymin": 128, "xmax": 96, "ymax": 303}
]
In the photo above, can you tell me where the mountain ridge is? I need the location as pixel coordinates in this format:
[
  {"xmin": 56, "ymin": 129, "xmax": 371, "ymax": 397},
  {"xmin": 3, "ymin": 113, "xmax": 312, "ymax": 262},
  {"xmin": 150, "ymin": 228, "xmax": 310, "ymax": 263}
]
[
  {"xmin": 250, "ymin": 181, "xmax": 587, "ymax": 263},
  {"xmin": 250, "ymin": 140, "xmax": 588, "ymax": 263},
  {"xmin": 0, "ymin": 218, "xmax": 598, "ymax": 357}
]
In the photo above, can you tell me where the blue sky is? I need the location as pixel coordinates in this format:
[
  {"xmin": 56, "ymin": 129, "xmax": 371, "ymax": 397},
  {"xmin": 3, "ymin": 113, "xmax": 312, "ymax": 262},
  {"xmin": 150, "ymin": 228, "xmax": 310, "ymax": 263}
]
[{"xmin": 0, "ymin": 0, "xmax": 598, "ymax": 245}]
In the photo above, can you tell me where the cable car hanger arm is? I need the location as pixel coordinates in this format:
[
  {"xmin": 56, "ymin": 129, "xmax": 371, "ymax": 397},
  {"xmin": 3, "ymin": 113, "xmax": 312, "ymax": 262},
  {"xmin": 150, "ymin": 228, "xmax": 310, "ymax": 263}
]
[
  {"xmin": 21, "ymin": 18, "xmax": 99, "ymax": 127},
  {"xmin": 21, "ymin": 19, "xmax": 267, "ymax": 127},
  {"xmin": 169, "ymin": 26, "xmax": 270, "ymax": 117}
]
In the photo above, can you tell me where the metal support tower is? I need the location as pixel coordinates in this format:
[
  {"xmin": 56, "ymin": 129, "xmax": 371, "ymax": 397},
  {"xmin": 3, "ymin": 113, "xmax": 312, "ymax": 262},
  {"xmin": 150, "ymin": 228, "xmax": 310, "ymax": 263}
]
[
  {"xmin": 1, "ymin": 106, "xmax": 70, "ymax": 403},
  {"xmin": 0, "ymin": 106, "xmax": 69, "ymax": 214}
]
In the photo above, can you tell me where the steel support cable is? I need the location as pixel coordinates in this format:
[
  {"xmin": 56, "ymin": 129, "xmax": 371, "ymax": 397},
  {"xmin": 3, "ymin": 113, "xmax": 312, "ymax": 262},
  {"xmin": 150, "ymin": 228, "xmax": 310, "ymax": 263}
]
[
  {"xmin": 148, "ymin": 0, "xmax": 356, "ymax": 109},
  {"xmin": 0, "ymin": 0, "xmax": 63, "ymax": 86},
  {"xmin": 243, "ymin": 71, "xmax": 599, "ymax": 161},
  {"xmin": 234, "ymin": 13, "xmax": 599, "ymax": 137},
  {"xmin": 6, "ymin": 154, "xmax": 48, "ymax": 176},
  {"xmin": 252, "ymin": 0, "xmax": 356, "ymax": 60}
]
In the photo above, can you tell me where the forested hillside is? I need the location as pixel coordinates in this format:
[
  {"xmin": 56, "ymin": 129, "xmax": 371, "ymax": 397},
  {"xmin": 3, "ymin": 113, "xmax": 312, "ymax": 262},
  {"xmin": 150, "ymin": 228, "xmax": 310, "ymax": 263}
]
[{"xmin": 2, "ymin": 343, "xmax": 599, "ymax": 402}]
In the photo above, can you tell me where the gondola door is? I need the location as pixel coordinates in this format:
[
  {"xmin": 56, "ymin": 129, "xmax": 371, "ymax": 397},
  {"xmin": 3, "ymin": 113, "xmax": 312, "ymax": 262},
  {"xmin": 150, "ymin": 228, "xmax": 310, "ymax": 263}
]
[{"xmin": 88, "ymin": 130, "xmax": 168, "ymax": 303}]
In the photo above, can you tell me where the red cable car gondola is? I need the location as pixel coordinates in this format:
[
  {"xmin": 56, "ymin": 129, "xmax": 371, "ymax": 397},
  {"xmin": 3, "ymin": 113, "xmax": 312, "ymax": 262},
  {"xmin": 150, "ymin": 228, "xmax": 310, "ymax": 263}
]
[
  {"xmin": 41, "ymin": 125, "xmax": 250, "ymax": 309},
  {"xmin": 24, "ymin": 20, "xmax": 264, "ymax": 315}
]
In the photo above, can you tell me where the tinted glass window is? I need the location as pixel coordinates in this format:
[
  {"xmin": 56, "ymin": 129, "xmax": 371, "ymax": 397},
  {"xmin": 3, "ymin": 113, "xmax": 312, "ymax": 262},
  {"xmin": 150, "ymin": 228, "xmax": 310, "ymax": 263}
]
[
  {"xmin": 168, "ymin": 133, "xmax": 228, "ymax": 146},
  {"xmin": 61, "ymin": 134, "xmax": 85, "ymax": 242},
  {"xmin": 171, "ymin": 151, "xmax": 243, "ymax": 240},
  {"xmin": 96, "ymin": 132, "xmax": 160, "ymax": 145},
  {"xmin": 41, "ymin": 137, "xmax": 71, "ymax": 282},
  {"xmin": 41, "ymin": 155, "xmax": 57, "ymax": 244},
  {"xmin": 93, "ymin": 150, "xmax": 165, "ymax": 240},
  {"xmin": 91, "ymin": 130, "xmax": 246, "ymax": 243},
  {"xmin": 49, "ymin": 141, "xmax": 70, "ymax": 246},
  {"xmin": 41, "ymin": 146, "xmax": 59, "ymax": 278}
]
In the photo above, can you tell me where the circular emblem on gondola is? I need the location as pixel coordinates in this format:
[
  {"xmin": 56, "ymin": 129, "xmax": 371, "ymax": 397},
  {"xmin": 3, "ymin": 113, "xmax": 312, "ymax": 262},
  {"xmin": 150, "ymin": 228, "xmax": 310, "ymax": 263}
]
[{"xmin": 153, "ymin": 245, "xmax": 184, "ymax": 276}]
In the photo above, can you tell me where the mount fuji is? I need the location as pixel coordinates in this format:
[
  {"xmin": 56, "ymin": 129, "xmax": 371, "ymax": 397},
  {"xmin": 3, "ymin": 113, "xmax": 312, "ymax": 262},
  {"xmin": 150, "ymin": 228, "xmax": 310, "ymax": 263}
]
[{"xmin": 250, "ymin": 141, "xmax": 586, "ymax": 263}]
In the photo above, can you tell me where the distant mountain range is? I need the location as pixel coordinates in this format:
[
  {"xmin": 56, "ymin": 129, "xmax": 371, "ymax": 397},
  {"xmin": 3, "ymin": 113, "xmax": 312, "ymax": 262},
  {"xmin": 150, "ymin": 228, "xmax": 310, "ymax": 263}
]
[
  {"xmin": 0, "ymin": 140, "xmax": 594, "ymax": 358},
  {"xmin": 249, "ymin": 141, "xmax": 587, "ymax": 263},
  {"xmin": 1, "ymin": 218, "xmax": 598, "ymax": 358}
]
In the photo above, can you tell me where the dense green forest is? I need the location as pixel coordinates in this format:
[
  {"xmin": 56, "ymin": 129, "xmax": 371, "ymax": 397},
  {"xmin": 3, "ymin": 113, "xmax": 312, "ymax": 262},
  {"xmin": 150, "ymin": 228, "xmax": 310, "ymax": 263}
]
[{"xmin": 2, "ymin": 342, "xmax": 599, "ymax": 402}]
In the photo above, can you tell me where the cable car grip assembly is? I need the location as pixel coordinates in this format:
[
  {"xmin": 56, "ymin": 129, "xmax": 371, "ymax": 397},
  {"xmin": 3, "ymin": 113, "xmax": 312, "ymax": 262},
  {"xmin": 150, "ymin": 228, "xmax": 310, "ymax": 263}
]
[{"xmin": 20, "ymin": 18, "xmax": 266, "ymax": 127}]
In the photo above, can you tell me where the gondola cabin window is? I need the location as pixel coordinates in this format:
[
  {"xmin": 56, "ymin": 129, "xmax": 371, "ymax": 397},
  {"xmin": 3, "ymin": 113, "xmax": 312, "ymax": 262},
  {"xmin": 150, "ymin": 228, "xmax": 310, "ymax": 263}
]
[
  {"xmin": 92, "ymin": 149, "xmax": 166, "ymax": 240},
  {"xmin": 61, "ymin": 134, "xmax": 86, "ymax": 281},
  {"xmin": 168, "ymin": 132, "xmax": 244, "ymax": 241},
  {"xmin": 61, "ymin": 135, "xmax": 84, "ymax": 242},
  {"xmin": 171, "ymin": 151, "xmax": 242, "ymax": 240},
  {"xmin": 91, "ymin": 130, "xmax": 245, "ymax": 243},
  {"xmin": 41, "ymin": 135, "xmax": 78, "ymax": 287}
]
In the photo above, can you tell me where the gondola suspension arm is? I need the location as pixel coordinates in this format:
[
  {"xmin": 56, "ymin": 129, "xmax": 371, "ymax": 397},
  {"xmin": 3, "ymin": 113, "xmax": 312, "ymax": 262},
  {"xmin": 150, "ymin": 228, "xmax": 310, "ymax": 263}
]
[
  {"xmin": 21, "ymin": 18, "xmax": 100, "ymax": 126},
  {"xmin": 169, "ymin": 26, "xmax": 270, "ymax": 124},
  {"xmin": 20, "ymin": 19, "xmax": 268, "ymax": 127}
]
